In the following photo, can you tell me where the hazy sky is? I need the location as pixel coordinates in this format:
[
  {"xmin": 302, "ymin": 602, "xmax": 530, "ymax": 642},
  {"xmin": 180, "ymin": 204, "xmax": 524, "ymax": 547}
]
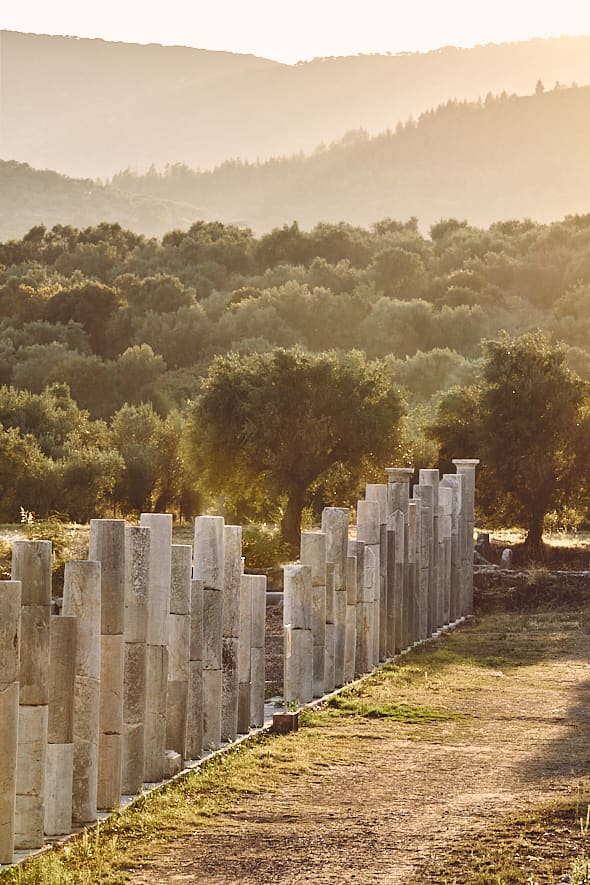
[{"xmin": 3, "ymin": 0, "xmax": 590, "ymax": 63}]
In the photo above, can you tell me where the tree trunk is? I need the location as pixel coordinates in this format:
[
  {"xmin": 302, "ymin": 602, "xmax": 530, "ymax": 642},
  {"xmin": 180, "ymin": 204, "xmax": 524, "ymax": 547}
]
[
  {"xmin": 524, "ymin": 510, "xmax": 546, "ymax": 562},
  {"xmin": 280, "ymin": 488, "xmax": 306, "ymax": 555}
]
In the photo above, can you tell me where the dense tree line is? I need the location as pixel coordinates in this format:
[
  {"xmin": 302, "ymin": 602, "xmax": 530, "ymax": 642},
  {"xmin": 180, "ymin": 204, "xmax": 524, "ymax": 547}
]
[{"xmin": 1, "ymin": 215, "xmax": 590, "ymax": 543}]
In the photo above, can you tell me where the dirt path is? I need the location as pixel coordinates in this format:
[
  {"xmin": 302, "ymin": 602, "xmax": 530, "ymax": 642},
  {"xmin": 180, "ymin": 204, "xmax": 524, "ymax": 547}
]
[{"xmin": 130, "ymin": 607, "xmax": 590, "ymax": 884}]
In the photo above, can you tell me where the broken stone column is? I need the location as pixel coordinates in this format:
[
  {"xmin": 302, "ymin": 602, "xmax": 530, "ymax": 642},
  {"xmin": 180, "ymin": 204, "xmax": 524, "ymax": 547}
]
[
  {"xmin": 441, "ymin": 475, "xmax": 463, "ymax": 622},
  {"xmin": 249, "ymin": 574, "xmax": 266, "ymax": 728},
  {"xmin": 321, "ymin": 508, "xmax": 349, "ymax": 687},
  {"xmin": 167, "ymin": 544, "xmax": 192, "ymax": 762},
  {"xmin": 419, "ymin": 470, "xmax": 440, "ymax": 633},
  {"xmin": 438, "ymin": 486, "xmax": 453, "ymax": 627},
  {"xmin": 357, "ymin": 499, "xmax": 380, "ymax": 668},
  {"xmin": 221, "ymin": 526, "xmax": 242, "ymax": 743},
  {"xmin": 407, "ymin": 501, "xmax": 420, "ymax": 645},
  {"xmin": 324, "ymin": 564, "xmax": 336, "ymax": 693},
  {"xmin": 391, "ymin": 510, "xmax": 405, "ymax": 652},
  {"xmin": 300, "ymin": 532, "xmax": 327, "ymax": 698},
  {"xmin": 62, "ymin": 560, "xmax": 101, "ymax": 824},
  {"xmin": 12, "ymin": 540, "xmax": 51, "ymax": 849},
  {"xmin": 283, "ymin": 565, "xmax": 313, "ymax": 705},
  {"xmin": 194, "ymin": 516, "xmax": 224, "ymax": 750},
  {"xmin": 452, "ymin": 460, "xmax": 480, "ymax": 616},
  {"xmin": 186, "ymin": 579, "xmax": 204, "ymax": 760},
  {"xmin": 122, "ymin": 525, "xmax": 149, "ymax": 796},
  {"xmin": 237, "ymin": 574, "xmax": 252, "ymax": 733},
  {"xmin": 413, "ymin": 483, "xmax": 433, "ymax": 638},
  {"xmin": 89, "ymin": 519, "xmax": 126, "ymax": 808},
  {"xmin": 385, "ymin": 468, "xmax": 414, "ymax": 652},
  {"xmin": 366, "ymin": 484, "xmax": 388, "ymax": 662},
  {"xmin": 348, "ymin": 540, "xmax": 369, "ymax": 676},
  {"xmin": 344, "ymin": 553, "xmax": 357, "ymax": 682},
  {"xmin": 140, "ymin": 513, "xmax": 172, "ymax": 781},
  {"xmin": 45, "ymin": 615, "xmax": 76, "ymax": 836},
  {"xmin": 0, "ymin": 580, "xmax": 21, "ymax": 864}
]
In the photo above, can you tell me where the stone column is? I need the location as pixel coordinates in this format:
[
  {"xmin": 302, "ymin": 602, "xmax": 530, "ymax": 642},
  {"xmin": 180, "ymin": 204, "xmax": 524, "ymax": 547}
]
[
  {"xmin": 324, "ymin": 564, "xmax": 336, "ymax": 693},
  {"xmin": 0, "ymin": 580, "xmax": 21, "ymax": 864},
  {"xmin": 391, "ymin": 511, "xmax": 405, "ymax": 653},
  {"xmin": 89, "ymin": 520, "xmax": 126, "ymax": 808},
  {"xmin": 441, "ymin": 474, "xmax": 463, "ymax": 622},
  {"xmin": 366, "ymin": 484, "xmax": 388, "ymax": 663},
  {"xmin": 237, "ymin": 574, "xmax": 252, "ymax": 733},
  {"xmin": 140, "ymin": 513, "xmax": 172, "ymax": 781},
  {"xmin": 357, "ymin": 499, "xmax": 380, "ymax": 668},
  {"xmin": 249, "ymin": 575, "xmax": 266, "ymax": 728},
  {"xmin": 452, "ymin": 460, "xmax": 480, "ymax": 616},
  {"xmin": 167, "ymin": 544, "xmax": 192, "ymax": 762},
  {"xmin": 221, "ymin": 526, "xmax": 242, "ymax": 743},
  {"xmin": 62, "ymin": 560, "xmax": 101, "ymax": 824},
  {"xmin": 348, "ymin": 540, "xmax": 369, "ymax": 676},
  {"xmin": 194, "ymin": 516, "xmax": 224, "ymax": 750},
  {"xmin": 438, "ymin": 486, "xmax": 453, "ymax": 627},
  {"xmin": 344, "ymin": 553, "xmax": 357, "ymax": 682},
  {"xmin": 385, "ymin": 468, "xmax": 414, "ymax": 653},
  {"xmin": 186, "ymin": 579, "xmax": 204, "ymax": 760},
  {"xmin": 413, "ymin": 484, "xmax": 433, "ymax": 638},
  {"xmin": 321, "ymin": 508, "xmax": 349, "ymax": 687},
  {"xmin": 122, "ymin": 525, "xmax": 149, "ymax": 796},
  {"xmin": 283, "ymin": 565, "xmax": 313, "ymax": 705},
  {"xmin": 12, "ymin": 540, "xmax": 51, "ymax": 849},
  {"xmin": 300, "ymin": 532, "xmax": 327, "ymax": 698},
  {"xmin": 419, "ymin": 470, "xmax": 440, "ymax": 633},
  {"xmin": 45, "ymin": 615, "xmax": 76, "ymax": 836},
  {"xmin": 407, "ymin": 501, "xmax": 420, "ymax": 646}
]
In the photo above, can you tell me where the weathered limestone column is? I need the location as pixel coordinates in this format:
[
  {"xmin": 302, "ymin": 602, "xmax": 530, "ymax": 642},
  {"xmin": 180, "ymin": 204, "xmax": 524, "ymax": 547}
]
[
  {"xmin": 419, "ymin": 470, "xmax": 440, "ymax": 633},
  {"xmin": 321, "ymin": 508, "xmax": 349, "ymax": 687},
  {"xmin": 221, "ymin": 526, "xmax": 242, "ymax": 743},
  {"xmin": 441, "ymin": 474, "xmax": 463, "ymax": 622},
  {"xmin": 62, "ymin": 560, "xmax": 101, "ymax": 824},
  {"xmin": 324, "ymin": 564, "xmax": 336, "ymax": 693},
  {"xmin": 237, "ymin": 574, "xmax": 252, "ymax": 733},
  {"xmin": 343, "ymin": 553, "xmax": 357, "ymax": 683},
  {"xmin": 366, "ymin": 484, "xmax": 388, "ymax": 662},
  {"xmin": 385, "ymin": 468, "xmax": 414, "ymax": 652},
  {"xmin": 357, "ymin": 499, "xmax": 380, "ymax": 668},
  {"xmin": 283, "ymin": 565, "xmax": 313, "ymax": 705},
  {"xmin": 412, "ymin": 484, "xmax": 433, "ymax": 640},
  {"xmin": 249, "ymin": 574, "xmax": 266, "ymax": 727},
  {"xmin": 194, "ymin": 516, "xmax": 224, "ymax": 750},
  {"xmin": 89, "ymin": 519, "xmax": 126, "ymax": 808},
  {"xmin": 0, "ymin": 580, "xmax": 21, "ymax": 864},
  {"xmin": 407, "ymin": 501, "xmax": 420, "ymax": 645},
  {"xmin": 385, "ymin": 528, "xmax": 396, "ymax": 657},
  {"xmin": 186, "ymin": 579, "xmax": 204, "ymax": 760},
  {"xmin": 45, "ymin": 615, "xmax": 77, "ymax": 836},
  {"xmin": 167, "ymin": 544, "xmax": 192, "ymax": 761},
  {"xmin": 438, "ymin": 486, "xmax": 453, "ymax": 627},
  {"xmin": 391, "ymin": 510, "xmax": 406, "ymax": 652},
  {"xmin": 140, "ymin": 513, "xmax": 172, "ymax": 780},
  {"xmin": 300, "ymin": 532, "xmax": 327, "ymax": 698},
  {"xmin": 452, "ymin": 460, "xmax": 480, "ymax": 616},
  {"xmin": 12, "ymin": 540, "xmax": 51, "ymax": 849},
  {"xmin": 122, "ymin": 525, "xmax": 149, "ymax": 795},
  {"xmin": 348, "ymin": 540, "xmax": 369, "ymax": 676}
]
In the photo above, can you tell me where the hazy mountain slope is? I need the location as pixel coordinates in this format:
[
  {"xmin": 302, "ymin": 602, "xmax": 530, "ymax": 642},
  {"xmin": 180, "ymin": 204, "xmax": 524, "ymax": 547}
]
[
  {"xmin": 112, "ymin": 85, "xmax": 590, "ymax": 231},
  {"xmin": 0, "ymin": 161, "xmax": 199, "ymax": 240},
  {"xmin": 2, "ymin": 31, "xmax": 590, "ymax": 178}
]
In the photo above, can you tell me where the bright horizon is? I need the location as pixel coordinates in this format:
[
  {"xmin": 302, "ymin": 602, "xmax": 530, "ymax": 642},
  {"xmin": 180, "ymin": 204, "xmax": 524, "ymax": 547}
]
[{"xmin": 3, "ymin": 0, "xmax": 590, "ymax": 63}]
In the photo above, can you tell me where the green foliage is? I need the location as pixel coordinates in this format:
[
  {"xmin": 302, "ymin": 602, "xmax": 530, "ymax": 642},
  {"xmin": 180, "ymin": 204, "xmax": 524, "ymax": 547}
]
[{"xmin": 241, "ymin": 524, "xmax": 290, "ymax": 569}]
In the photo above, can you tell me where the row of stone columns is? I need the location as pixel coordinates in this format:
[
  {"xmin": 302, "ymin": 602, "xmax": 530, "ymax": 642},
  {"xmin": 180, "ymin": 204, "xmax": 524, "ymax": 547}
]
[
  {"xmin": 283, "ymin": 461, "xmax": 478, "ymax": 704},
  {"xmin": 0, "ymin": 514, "xmax": 268, "ymax": 866}
]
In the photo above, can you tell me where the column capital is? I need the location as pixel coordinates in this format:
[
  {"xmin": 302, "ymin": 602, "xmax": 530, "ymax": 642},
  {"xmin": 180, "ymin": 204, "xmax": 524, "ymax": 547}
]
[
  {"xmin": 452, "ymin": 459, "xmax": 480, "ymax": 469},
  {"xmin": 384, "ymin": 467, "xmax": 414, "ymax": 483}
]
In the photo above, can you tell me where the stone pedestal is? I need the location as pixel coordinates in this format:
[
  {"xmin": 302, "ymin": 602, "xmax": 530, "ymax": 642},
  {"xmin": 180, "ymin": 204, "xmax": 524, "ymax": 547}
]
[{"xmin": 0, "ymin": 580, "xmax": 21, "ymax": 864}]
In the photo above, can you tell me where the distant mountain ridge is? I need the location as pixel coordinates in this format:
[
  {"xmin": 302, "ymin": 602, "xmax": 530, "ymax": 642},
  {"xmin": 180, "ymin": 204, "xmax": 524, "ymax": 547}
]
[{"xmin": 2, "ymin": 31, "xmax": 590, "ymax": 178}]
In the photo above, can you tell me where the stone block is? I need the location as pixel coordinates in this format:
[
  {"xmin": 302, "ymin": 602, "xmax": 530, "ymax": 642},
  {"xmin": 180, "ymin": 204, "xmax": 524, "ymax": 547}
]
[
  {"xmin": 221, "ymin": 636, "xmax": 239, "ymax": 742},
  {"xmin": 19, "ymin": 604, "xmax": 50, "ymax": 706},
  {"xmin": 63, "ymin": 561, "xmax": 101, "ymax": 680},
  {"xmin": 0, "ymin": 581, "xmax": 21, "ymax": 684},
  {"xmin": 346, "ymin": 554, "xmax": 357, "ymax": 606},
  {"xmin": 48, "ymin": 615, "xmax": 76, "ymax": 744},
  {"xmin": 164, "ymin": 750, "xmax": 182, "ymax": 779},
  {"xmin": 0, "ymin": 681, "xmax": 18, "ymax": 864},
  {"xmin": 186, "ymin": 660, "xmax": 203, "ymax": 760},
  {"xmin": 311, "ymin": 586, "xmax": 326, "ymax": 646},
  {"xmin": 99, "ymin": 633, "xmax": 124, "ymax": 735},
  {"xmin": 324, "ymin": 623, "xmax": 335, "ymax": 693},
  {"xmin": 312, "ymin": 645, "xmax": 325, "ymax": 698},
  {"xmin": 168, "ymin": 613, "xmax": 190, "ymax": 682},
  {"xmin": 325, "ymin": 563, "xmax": 335, "ymax": 624},
  {"xmin": 124, "ymin": 641, "xmax": 147, "ymax": 724},
  {"xmin": 97, "ymin": 732, "xmax": 122, "ymax": 810},
  {"xmin": 14, "ymin": 795, "xmax": 44, "ymax": 850},
  {"xmin": 193, "ymin": 516, "xmax": 225, "ymax": 590},
  {"xmin": 202, "ymin": 668, "xmax": 222, "ymax": 750},
  {"xmin": 355, "ymin": 602, "xmax": 372, "ymax": 677},
  {"xmin": 15, "ymin": 704, "xmax": 47, "ymax": 850},
  {"xmin": 140, "ymin": 514, "xmax": 172, "ymax": 647},
  {"xmin": 343, "ymin": 604, "xmax": 356, "ymax": 683},
  {"xmin": 283, "ymin": 564, "xmax": 312, "ymax": 630},
  {"xmin": 250, "ymin": 575, "xmax": 266, "ymax": 649},
  {"xmin": 203, "ymin": 587, "xmax": 223, "ymax": 670},
  {"xmin": 238, "ymin": 576, "xmax": 252, "ymax": 681},
  {"xmin": 166, "ymin": 680, "xmax": 188, "ymax": 757},
  {"xmin": 300, "ymin": 531, "xmax": 327, "ymax": 587},
  {"xmin": 284, "ymin": 626, "xmax": 312, "ymax": 705},
  {"xmin": 365, "ymin": 483, "xmax": 388, "ymax": 525},
  {"xmin": 11, "ymin": 540, "xmax": 52, "ymax": 606},
  {"xmin": 321, "ymin": 507, "xmax": 349, "ymax": 591},
  {"xmin": 222, "ymin": 526, "xmax": 242, "ymax": 638},
  {"xmin": 124, "ymin": 526, "xmax": 150, "ymax": 643},
  {"xmin": 144, "ymin": 644, "xmax": 168, "ymax": 782},
  {"xmin": 357, "ymin": 499, "xmax": 380, "ymax": 545},
  {"xmin": 44, "ymin": 742, "xmax": 74, "ymax": 836},
  {"xmin": 190, "ymin": 579, "xmax": 204, "ymax": 662},
  {"xmin": 121, "ymin": 722, "xmax": 144, "ymax": 796},
  {"xmin": 250, "ymin": 646, "xmax": 265, "ymax": 728},
  {"xmin": 333, "ymin": 590, "xmax": 347, "ymax": 687},
  {"xmin": 89, "ymin": 520, "xmax": 126, "ymax": 636},
  {"xmin": 170, "ymin": 544, "xmax": 192, "ymax": 615},
  {"xmin": 238, "ymin": 682, "xmax": 251, "ymax": 734},
  {"xmin": 72, "ymin": 676, "xmax": 99, "ymax": 823}
]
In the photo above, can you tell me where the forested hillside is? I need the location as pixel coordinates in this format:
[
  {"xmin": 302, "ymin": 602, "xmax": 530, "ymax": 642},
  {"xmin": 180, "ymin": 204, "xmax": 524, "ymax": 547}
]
[
  {"xmin": 1, "ymin": 214, "xmax": 590, "ymax": 529},
  {"xmin": 2, "ymin": 30, "xmax": 590, "ymax": 178}
]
